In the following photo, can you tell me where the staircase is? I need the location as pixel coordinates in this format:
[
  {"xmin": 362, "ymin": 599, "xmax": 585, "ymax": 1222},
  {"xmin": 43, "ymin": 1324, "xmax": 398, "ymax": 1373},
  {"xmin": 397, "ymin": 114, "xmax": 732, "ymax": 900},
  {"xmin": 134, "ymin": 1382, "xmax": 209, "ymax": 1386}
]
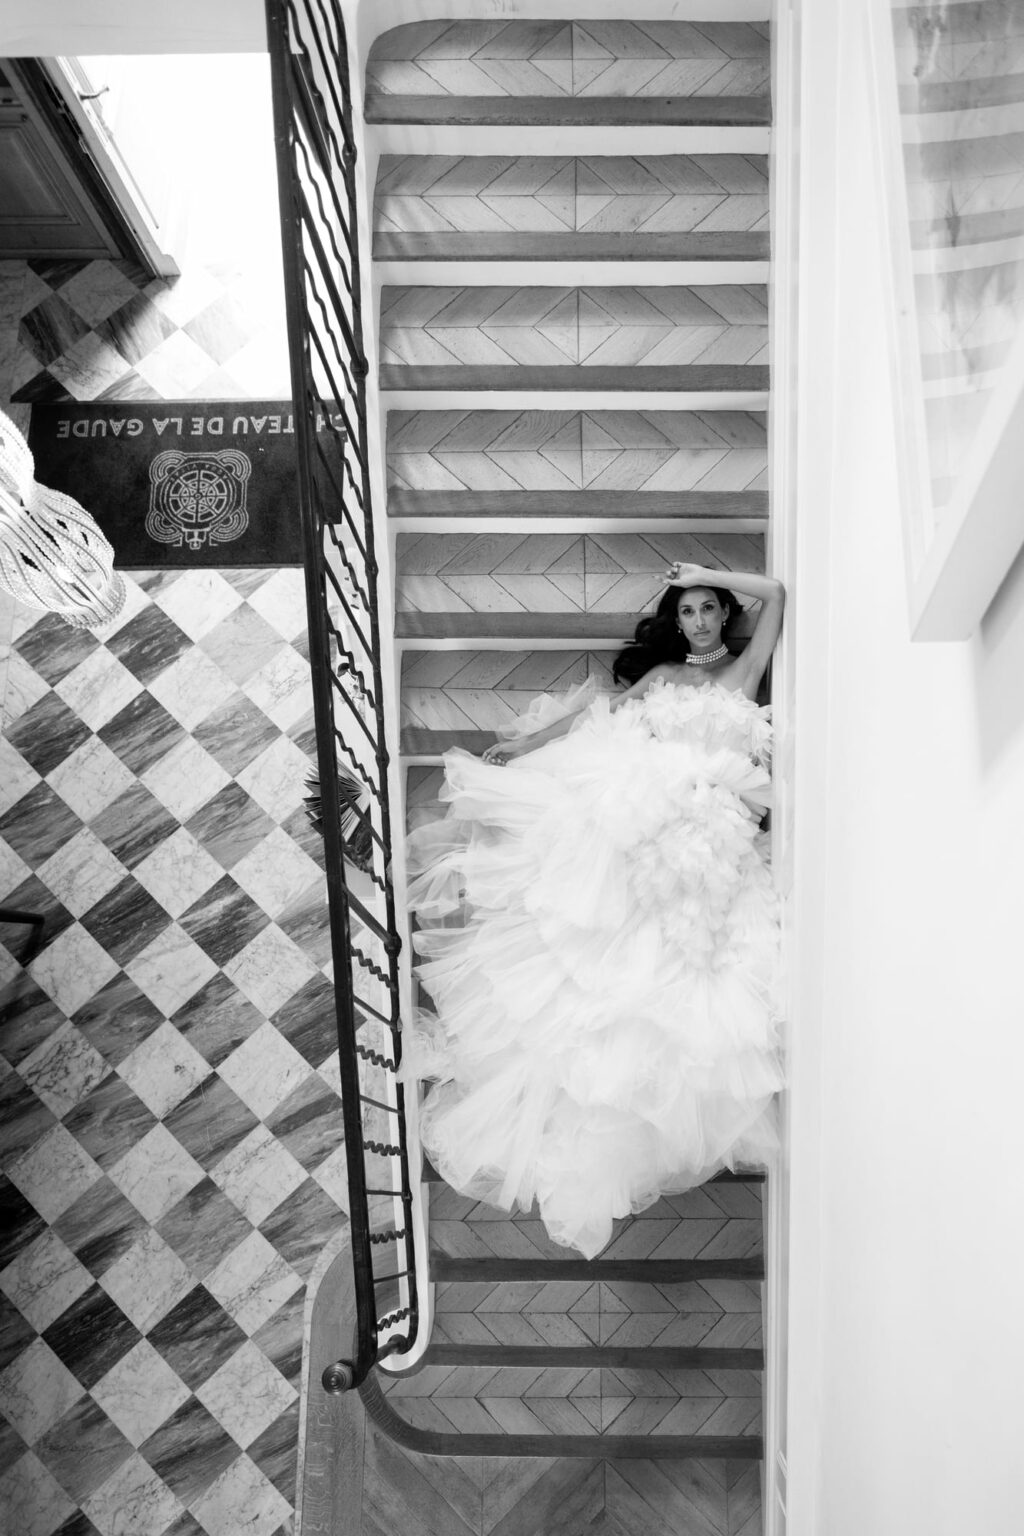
[
  {"xmin": 364, "ymin": 10, "xmax": 773, "ymax": 1482},
  {"xmin": 370, "ymin": 1164, "xmax": 765, "ymax": 1462}
]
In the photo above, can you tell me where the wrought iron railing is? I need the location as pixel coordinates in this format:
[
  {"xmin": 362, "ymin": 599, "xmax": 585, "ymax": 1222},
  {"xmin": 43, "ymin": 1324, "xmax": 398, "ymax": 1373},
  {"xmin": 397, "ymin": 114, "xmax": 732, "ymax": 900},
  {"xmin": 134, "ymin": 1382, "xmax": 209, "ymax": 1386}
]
[{"xmin": 266, "ymin": 0, "xmax": 418, "ymax": 1389}]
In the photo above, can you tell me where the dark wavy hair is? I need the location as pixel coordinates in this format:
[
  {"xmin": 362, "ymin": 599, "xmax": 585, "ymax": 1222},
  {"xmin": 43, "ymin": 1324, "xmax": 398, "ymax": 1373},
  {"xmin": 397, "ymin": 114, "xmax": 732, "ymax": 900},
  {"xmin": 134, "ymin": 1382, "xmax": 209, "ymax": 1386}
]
[{"xmin": 612, "ymin": 584, "xmax": 742, "ymax": 687}]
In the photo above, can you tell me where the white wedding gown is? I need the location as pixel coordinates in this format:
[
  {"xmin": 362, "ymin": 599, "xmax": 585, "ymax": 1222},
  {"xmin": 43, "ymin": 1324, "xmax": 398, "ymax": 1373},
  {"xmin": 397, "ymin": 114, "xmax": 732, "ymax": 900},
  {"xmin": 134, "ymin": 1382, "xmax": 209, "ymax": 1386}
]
[{"xmin": 402, "ymin": 677, "xmax": 784, "ymax": 1259}]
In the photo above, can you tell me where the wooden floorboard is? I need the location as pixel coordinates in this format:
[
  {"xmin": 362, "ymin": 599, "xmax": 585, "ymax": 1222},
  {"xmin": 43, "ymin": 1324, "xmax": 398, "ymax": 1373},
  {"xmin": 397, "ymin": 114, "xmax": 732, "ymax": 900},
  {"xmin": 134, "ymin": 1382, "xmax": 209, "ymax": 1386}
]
[
  {"xmin": 365, "ymin": 95, "xmax": 772, "ymax": 126},
  {"xmin": 388, "ymin": 490, "xmax": 769, "ymax": 519},
  {"xmin": 373, "ymin": 232, "xmax": 770, "ymax": 262}
]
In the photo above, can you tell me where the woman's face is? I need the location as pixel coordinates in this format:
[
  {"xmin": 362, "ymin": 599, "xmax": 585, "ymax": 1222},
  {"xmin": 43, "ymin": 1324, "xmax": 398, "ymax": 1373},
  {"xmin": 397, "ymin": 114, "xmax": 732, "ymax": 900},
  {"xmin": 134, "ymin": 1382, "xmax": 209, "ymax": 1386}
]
[{"xmin": 676, "ymin": 587, "xmax": 727, "ymax": 650}]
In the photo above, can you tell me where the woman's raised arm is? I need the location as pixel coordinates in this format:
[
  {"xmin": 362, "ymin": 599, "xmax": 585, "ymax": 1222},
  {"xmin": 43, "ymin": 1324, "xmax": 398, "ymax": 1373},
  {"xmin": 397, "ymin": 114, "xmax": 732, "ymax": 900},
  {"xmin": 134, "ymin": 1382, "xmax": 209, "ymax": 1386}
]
[{"xmin": 666, "ymin": 561, "xmax": 785, "ymax": 697}]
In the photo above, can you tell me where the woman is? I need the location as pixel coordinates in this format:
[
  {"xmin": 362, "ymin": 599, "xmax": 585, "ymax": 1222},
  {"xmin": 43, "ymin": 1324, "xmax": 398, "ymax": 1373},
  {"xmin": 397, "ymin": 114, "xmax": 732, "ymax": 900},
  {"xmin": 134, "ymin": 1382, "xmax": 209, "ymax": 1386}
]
[{"xmin": 403, "ymin": 561, "xmax": 785, "ymax": 1259}]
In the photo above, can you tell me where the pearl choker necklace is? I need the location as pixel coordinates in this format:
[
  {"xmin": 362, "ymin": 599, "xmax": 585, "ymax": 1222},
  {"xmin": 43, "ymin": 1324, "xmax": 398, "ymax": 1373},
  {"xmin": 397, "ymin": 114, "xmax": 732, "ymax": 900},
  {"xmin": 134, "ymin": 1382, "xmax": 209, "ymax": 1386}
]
[{"xmin": 684, "ymin": 643, "xmax": 729, "ymax": 666}]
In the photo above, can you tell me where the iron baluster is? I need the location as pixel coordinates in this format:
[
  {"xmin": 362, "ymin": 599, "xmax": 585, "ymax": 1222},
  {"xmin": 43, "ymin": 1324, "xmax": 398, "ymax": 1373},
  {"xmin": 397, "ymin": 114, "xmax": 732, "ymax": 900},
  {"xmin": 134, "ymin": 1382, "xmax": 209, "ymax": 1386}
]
[{"xmin": 266, "ymin": 0, "xmax": 418, "ymax": 1394}]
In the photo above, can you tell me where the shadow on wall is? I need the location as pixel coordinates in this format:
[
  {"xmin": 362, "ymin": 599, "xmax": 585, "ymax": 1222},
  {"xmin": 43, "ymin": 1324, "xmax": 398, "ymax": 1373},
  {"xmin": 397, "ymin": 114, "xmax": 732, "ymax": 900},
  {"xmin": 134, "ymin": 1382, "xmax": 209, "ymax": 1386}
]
[{"xmin": 975, "ymin": 539, "xmax": 1024, "ymax": 771}]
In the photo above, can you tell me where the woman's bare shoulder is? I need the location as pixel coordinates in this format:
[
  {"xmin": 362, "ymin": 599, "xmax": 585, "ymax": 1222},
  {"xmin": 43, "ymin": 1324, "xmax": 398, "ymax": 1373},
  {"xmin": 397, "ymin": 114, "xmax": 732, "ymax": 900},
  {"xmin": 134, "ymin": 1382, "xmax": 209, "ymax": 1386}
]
[{"xmin": 639, "ymin": 661, "xmax": 695, "ymax": 694}]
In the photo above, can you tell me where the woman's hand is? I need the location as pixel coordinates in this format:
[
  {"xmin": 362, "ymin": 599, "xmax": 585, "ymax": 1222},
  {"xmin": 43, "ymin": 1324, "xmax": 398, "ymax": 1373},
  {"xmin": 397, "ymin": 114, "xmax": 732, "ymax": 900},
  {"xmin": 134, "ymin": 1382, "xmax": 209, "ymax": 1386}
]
[
  {"xmin": 481, "ymin": 740, "xmax": 522, "ymax": 766},
  {"xmin": 664, "ymin": 560, "xmax": 709, "ymax": 587}
]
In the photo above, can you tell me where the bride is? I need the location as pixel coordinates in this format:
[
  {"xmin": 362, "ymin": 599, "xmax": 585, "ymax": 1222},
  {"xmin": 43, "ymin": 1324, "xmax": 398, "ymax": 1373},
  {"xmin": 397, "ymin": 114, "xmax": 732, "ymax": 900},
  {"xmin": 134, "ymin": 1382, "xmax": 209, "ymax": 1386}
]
[{"xmin": 402, "ymin": 561, "xmax": 786, "ymax": 1259}]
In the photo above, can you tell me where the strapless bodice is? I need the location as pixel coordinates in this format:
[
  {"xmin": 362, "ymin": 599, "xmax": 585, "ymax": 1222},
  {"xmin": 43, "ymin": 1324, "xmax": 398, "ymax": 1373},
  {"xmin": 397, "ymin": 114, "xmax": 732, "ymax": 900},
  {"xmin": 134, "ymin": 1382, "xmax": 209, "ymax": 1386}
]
[{"xmin": 609, "ymin": 677, "xmax": 773, "ymax": 763}]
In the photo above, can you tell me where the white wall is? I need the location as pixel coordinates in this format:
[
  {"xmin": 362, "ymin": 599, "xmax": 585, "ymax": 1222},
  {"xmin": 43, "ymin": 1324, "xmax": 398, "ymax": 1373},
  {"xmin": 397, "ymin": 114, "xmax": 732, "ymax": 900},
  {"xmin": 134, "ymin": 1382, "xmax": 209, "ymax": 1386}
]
[{"xmin": 785, "ymin": 2, "xmax": 1024, "ymax": 1531}]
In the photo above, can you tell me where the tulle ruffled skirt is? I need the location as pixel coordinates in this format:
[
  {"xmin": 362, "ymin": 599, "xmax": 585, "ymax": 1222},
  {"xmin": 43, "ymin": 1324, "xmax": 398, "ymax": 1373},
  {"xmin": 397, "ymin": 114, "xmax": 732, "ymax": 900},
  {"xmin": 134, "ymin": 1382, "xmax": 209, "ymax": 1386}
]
[{"xmin": 401, "ymin": 691, "xmax": 783, "ymax": 1259}]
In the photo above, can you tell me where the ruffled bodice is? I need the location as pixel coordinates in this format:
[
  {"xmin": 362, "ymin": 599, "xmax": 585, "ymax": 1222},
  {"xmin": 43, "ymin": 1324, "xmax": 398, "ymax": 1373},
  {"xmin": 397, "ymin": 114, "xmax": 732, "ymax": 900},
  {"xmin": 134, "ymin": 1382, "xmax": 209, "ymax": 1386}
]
[{"xmin": 629, "ymin": 676, "xmax": 772, "ymax": 758}]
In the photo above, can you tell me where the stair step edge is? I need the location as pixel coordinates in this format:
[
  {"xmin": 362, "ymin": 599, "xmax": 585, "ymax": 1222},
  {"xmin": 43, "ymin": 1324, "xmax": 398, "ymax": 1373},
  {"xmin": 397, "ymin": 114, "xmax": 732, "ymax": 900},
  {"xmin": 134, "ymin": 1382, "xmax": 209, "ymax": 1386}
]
[
  {"xmin": 388, "ymin": 489, "xmax": 769, "ymax": 519},
  {"xmin": 374, "ymin": 232, "xmax": 770, "ymax": 262},
  {"xmin": 380, "ymin": 362, "xmax": 771, "ymax": 390},
  {"xmin": 395, "ymin": 612, "xmax": 752, "ymax": 640},
  {"xmin": 423, "ymin": 1343, "xmax": 763, "ymax": 1370},
  {"xmin": 363, "ymin": 1375, "xmax": 763, "ymax": 1461},
  {"xmin": 366, "ymin": 95, "xmax": 772, "ymax": 128},
  {"xmin": 432, "ymin": 1256, "xmax": 765, "ymax": 1283},
  {"xmin": 422, "ymin": 1160, "xmax": 764, "ymax": 1184}
]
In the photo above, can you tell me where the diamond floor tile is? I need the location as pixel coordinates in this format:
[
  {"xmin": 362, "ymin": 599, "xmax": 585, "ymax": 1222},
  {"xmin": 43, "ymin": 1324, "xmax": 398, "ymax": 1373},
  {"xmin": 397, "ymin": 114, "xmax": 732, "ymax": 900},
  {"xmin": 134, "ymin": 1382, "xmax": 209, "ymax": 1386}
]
[{"xmin": 0, "ymin": 256, "xmax": 321, "ymax": 1526}]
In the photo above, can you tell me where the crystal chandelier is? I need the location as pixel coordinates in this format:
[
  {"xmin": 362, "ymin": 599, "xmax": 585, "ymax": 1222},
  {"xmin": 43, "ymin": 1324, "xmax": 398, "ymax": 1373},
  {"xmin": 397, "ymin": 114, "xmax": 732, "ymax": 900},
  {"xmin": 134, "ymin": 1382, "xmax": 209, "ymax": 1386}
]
[{"xmin": 0, "ymin": 408, "xmax": 125, "ymax": 629}]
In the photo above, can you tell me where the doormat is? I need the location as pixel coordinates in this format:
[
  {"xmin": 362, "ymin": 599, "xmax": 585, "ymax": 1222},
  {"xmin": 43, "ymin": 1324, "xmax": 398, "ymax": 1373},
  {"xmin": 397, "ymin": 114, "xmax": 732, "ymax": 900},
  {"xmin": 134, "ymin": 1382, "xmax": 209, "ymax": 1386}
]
[{"xmin": 28, "ymin": 401, "xmax": 344, "ymax": 568}]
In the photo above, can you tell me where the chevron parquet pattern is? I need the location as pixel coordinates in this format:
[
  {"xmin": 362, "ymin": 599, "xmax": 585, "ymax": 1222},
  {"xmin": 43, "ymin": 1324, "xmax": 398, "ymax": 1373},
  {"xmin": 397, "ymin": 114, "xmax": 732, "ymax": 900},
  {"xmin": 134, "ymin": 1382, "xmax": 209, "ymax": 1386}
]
[
  {"xmin": 366, "ymin": 19, "xmax": 769, "ymax": 108},
  {"xmin": 369, "ymin": 10, "xmax": 773, "ymax": 1520},
  {"xmin": 395, "ymin": 531, "xmax": 764, "ymax": 618},
  {"xmin": 400, "ymin": 650, "xmax": 616, "ymax": 734},
  {"xmin": 431, "ymin": 1273, "xmax": 763, "ymax": 1351},
  {"xmin": 379, "ymin": 1185, "xmax": 763, "ymax": 1442},
  {"xmin": 387, "ymin": 409, "xmax": 768, "ymax": 503},
  {"xmin": 380, "ymin": 1362, "xmax": 761, "ymax": 1441},
  {"xmin": 429, "ymin": 1183, "xmax": 763, "ymax": 1267},
  {"xmin": 375, "ymin": 156, "xmax": 768, "ymax": 235},
  {"xmin": 381, "ymin": 287, "xmax": 767, "ymax": 379},
  {"xmin": 373, "ymin": 157, "xmax": 769, "ymax": 259},
  {"xmin": 360, "ymin": 1439, "xmax": 762, "ymax": 1536}
]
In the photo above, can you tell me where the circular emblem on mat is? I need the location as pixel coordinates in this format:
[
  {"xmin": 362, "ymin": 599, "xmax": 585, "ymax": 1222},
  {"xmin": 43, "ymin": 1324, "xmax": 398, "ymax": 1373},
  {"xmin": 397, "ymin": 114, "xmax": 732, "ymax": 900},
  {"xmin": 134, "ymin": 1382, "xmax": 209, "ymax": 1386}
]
[{"xmin": 146, "ymin": 449, "xmax": 251, "ymax": 551}]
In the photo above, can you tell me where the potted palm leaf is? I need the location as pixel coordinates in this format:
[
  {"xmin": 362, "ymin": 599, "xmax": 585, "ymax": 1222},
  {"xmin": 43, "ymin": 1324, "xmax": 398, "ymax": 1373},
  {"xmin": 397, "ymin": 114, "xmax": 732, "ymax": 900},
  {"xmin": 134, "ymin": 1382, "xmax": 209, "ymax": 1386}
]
[{"xmin": 304, "ymin": 768, "xmax": 373, "ymax": 874}]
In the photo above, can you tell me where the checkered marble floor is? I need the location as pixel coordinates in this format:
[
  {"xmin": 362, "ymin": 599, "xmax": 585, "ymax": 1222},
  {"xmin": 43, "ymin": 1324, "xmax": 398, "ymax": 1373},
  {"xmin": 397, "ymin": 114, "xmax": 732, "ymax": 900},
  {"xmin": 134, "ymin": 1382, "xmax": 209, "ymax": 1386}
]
[
  {"xmin": 2, "ymin": 255, "xmax": 289, "ymax": 407},
  {"xmin": 0, "ymin": 567, "xmax": 346, "ymax": 1536},
  {"xmin": 0, "ymin": 258, "xmax": 333, "ymax": 1536}
]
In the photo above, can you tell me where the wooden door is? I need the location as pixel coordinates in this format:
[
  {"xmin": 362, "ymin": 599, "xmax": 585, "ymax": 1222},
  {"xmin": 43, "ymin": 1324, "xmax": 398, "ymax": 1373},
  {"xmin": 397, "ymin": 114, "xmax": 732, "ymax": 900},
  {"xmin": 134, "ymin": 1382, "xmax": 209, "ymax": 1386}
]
[
  {"xmin": 0, "ymin": 61, "xmax": 122, "ymax": 257},
  {"xmin": 0, "ymin": 58, "xmax": 176, "ymax": 273}
]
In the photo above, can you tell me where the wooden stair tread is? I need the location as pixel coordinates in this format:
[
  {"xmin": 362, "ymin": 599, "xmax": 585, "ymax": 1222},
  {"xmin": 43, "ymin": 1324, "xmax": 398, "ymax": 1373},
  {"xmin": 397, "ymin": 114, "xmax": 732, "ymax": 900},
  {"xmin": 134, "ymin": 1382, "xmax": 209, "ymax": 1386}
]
[
  {"xmin": 374, "ymin": 231, "xmax": 770, "ymax": 261},
  {"xmin": 406, "ymin": 727, "xmax": 768, "ymax": 755},
  {"xmin": 403, "ymin": 728, "xmax": 491, "ymax": 754},
  {"xmin": 380, "ymin": 362, "xmax": 770, "ymax": 390},
  {"xmin": 424, "ymin": 1342, "xmax": 762, "ymax": 1369},
  {"xmin": 433, "ymin": 1255, "xmax": 765, "ymax": 1283},
  {"xmin": 367, "ymin": 17, "xmax": 771, "ymax": 148},
  {"xmin": 395, "ymin": 612, "xmax": 659, "ymax": 640},
  {"xmin": 366, "ymin": 96, "xmax": 771, "ymax": 127},
  {"xmin": 405, "ymin": 725, "xmax": 765, "ymax": 755},
  {"xmin": 388, "ymin": 489, "xmax": 769, "ymax": 519},
  {"xmin": 361, "ymin": 1377, "xmax": 762, "ymax": 1459},
  {"xmin": 363, "ymin": 1396, "xmax": 763, "ymax": 1461}
]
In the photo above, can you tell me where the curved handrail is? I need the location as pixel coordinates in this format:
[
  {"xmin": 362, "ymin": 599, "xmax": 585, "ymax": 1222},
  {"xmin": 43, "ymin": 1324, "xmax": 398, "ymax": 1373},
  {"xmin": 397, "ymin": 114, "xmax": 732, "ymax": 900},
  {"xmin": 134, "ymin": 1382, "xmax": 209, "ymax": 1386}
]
[{"xmin": 266, "ymin": 0, "xmax": 418, "ymax": 1389}]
